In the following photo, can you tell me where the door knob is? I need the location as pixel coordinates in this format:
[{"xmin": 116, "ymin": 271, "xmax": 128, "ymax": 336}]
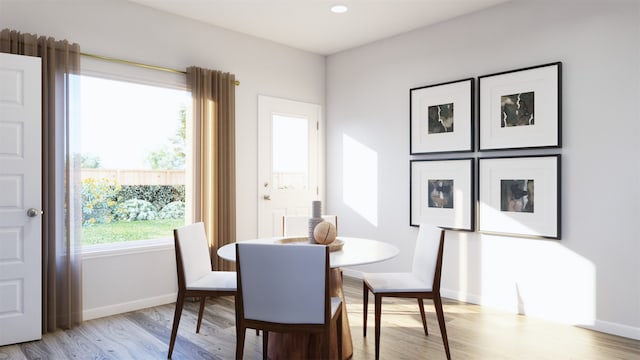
[{"xmin": 27, "ymin": 208, "xmax": 42, "ymax": 217}]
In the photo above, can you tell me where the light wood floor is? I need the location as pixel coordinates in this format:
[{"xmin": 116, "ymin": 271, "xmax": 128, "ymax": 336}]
[{"xmin": 2, "ymin": 276, "xmax": 639, "ymax": 359}]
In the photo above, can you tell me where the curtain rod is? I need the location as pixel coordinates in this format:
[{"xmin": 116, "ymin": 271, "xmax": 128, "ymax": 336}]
[{"xmin": 80, "ymin": 52, "xmax": 240, "ymax": 86}]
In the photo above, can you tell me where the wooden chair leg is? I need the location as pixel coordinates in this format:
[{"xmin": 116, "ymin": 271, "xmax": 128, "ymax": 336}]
[
  {"xmin": 262, "ymin": 330, "xmax": 268, "ymax": 360},
  {"xmin": 418, "ymin": 298, "xmax": 429, "ymax": 336},
  {"xmin": 196, "ymin": 296, "xmax": 206, "ymax": 333},
  {"xmin": 323, "ymin": 326, "xmax": 330, "ymax": 360},
  {"xmin": 374, "ymin": 295, "xmax": 382, "ymax": 360},
  {"xmin": 363, "ymin": 282, "xmax": 369, "ymax": 337},
  {"xmin": 337, "ymin": 310, "xmax": 343, "ymax": 360},
  {"xmin": 236, "ymin": 327, "xmax": 246, "ymax": 360},
  {"xmin": 168, "ymin": 292, "xmax": 185, "ymax": 358},
  {"xmin": 433, "ymin": 294, "xmax": 451, "ymax": 360}
]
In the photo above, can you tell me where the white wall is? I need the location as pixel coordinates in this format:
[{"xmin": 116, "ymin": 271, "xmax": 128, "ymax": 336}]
[
  {"xmin": 3, "ymin": 0, "xmax": 638, "ymax": 341},
  {"xmin": 1, "ymin": 0, "xmax": 325, "ymax": 319},
  {"xmin": 82, "ymin": 243, "xmax": 178, "ymax": 320},
  {"xmin": 326, "ymin": 0, "xmax": 639, "ymax": 339}
]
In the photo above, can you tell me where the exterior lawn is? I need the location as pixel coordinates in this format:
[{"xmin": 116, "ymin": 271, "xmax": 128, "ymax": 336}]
[{"xmin": 81, "ymin": 218, "xmax": 184, "ymax": 245}]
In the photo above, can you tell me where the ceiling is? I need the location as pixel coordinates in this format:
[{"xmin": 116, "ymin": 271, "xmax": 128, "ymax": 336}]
[{"xmin": 128, "ymin": 0, "xmax": 510, "ymax": 55}]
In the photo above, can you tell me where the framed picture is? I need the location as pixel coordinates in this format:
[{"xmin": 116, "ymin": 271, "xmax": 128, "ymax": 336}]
[
  {"xmin": 410, "ymin": 158, "xmax": 474, "ymax": 231},
  {"xmin": 478, "ymin": 62, "xmax": 561, "ymax": 151},
  {"xmin": 410, "ymin": 78, "xmax": 474, "ymax": 154},
  {"xmin": 478, "ymin": 155, "xmax": 561, "ymax": 239}
]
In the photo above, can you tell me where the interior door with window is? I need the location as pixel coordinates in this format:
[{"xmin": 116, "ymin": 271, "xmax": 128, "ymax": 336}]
[
  {"xmin": 0, "ymin": 52, "xmax": 42, "ymax": 345},
  {"xmin": 258, "ymin": 96, "xmax": 322, "ymax": 237}
]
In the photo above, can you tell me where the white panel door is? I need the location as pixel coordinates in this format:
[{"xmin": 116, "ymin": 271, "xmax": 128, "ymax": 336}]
[
  {"xmin": 0, "ymin": 52, "xmax": 42, "ymax": 345},
  {"xmin": 258, "ymin": 96, "xmax": 321, "ymax": 237}
]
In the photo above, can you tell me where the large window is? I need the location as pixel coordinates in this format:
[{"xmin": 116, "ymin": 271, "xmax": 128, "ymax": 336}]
[{"xmin": 74, "ymin": 74, "xmax": 191, "ymax": 247}]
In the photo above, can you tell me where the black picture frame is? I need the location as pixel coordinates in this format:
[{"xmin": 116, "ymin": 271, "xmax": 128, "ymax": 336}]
[
  {"xmin": 478, "ymin": 155, "xmax": 561, "ymax": 239},
  {"xmin": 478, "ymin": 62, "xmax": 562, "ymax": 151},
  {"xmin": 410, "ymin": 158, "xmax": 474, "ymax": 231},
  {"xmin": 410, "ymin": 78, "xmax": 474, "ymax": 154}
]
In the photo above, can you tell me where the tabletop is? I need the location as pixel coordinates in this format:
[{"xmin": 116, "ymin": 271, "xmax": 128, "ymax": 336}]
[{"xmin": 217, "ymin": 236, "xmax": 399, "ymax": 268}]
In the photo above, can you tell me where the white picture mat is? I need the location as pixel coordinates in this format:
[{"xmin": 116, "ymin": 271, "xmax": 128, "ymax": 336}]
[
  {"xmin": 479, "ymin": 64, "xmax": 559, "ymax": 150},
  {"xmin": 479, "ymin": 156, "xmax": 559, "ymax": 238},
  {"xmin": 411, "ymin": 79, "xmax": 472, "ymax": 153},
  {"xmin": 411, "ymin": 159, "xmax": 472, "ymax": 230}
]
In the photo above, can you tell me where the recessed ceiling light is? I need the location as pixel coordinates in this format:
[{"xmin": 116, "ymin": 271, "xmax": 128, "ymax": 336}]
[{"xmin": 330, "ymin": 5, "xmax": 348, "ymax": 14}]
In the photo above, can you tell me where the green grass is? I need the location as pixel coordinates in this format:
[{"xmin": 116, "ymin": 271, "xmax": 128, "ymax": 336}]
[{"xmin": 82, "ymin": 218, "xmax": 185, "ymax": 245}]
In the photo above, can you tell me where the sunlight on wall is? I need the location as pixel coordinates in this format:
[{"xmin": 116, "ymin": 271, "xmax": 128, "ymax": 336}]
[
  {"xmin": 480, "ymin": 235, "xmax": 596, "ymax": 325},
  {"xmin": 342, "ymin": 134, "xmax": 378, "ymax": 226}
]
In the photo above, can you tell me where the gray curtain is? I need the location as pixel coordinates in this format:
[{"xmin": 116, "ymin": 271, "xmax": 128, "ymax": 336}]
[
  {"xmin": 186, "ymin": 66, "xmax": 236, "ymax": 271},
  {"xmin": 1, "ymin": 29, "xmax": 82, "ymax": 332}
]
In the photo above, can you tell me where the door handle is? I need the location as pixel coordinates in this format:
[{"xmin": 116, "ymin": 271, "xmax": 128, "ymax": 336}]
[
  {"xmin": 263, "ymin": 195, "xmax": 272, "ymax": 200},
  {"xmin": 27, "ymin": 208, "xmax": 43, "ymax": 217}
]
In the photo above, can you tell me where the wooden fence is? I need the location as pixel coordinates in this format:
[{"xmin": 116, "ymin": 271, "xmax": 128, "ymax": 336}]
[{"xmin": 81, "ymin": 169, "xmax": 185, "ymax": 186}]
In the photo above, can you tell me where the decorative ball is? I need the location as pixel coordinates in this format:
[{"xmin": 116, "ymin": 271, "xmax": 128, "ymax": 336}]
[{"xmin": 313, "ymin": 221, "xmax": 337, "ymax": 245}]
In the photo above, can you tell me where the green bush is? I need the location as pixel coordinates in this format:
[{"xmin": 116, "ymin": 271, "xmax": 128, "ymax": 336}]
[
  {"xmin": 81, "ymin": 181, "xmax": 185, "ymax": 227},
  {"xmin": 159, "ymin": 201, "xmax": 185, "ymax": 219},
  {"xmin": 117, "ymin": 185, "xmax": 184, "ymax": 210},
  {"xmin": 115, "ymin": 199, "xmax": 159, "ymax": 221},
  {"xmin": 82, "ymin": 178, "xmax": 121, "ymax": 225}
]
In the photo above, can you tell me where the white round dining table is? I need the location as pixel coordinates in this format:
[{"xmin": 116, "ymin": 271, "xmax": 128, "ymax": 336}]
[
  {"xmin": 217, "ymin": 236, "xmax": 400, "ymax": 268},
  {"xmin": 217, "ymin": 236, "xmax": 399, "ymax": 360}
]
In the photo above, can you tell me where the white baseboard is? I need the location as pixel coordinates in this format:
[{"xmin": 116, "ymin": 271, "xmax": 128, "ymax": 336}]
[
  {"xmin": 440, "ymin": 288, "xmax": 483, "ymax": 305},
  {"xmin": 83, "ymin": 292, "xmax": 177, "ymax": 321},
  {"xmin": 579, "ymin": 320, "xmax": 640, "ymax": 340}
]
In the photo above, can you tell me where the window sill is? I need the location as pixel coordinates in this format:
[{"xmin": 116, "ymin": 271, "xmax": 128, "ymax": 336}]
[{"xmin": 82, "ymin": 238, "xmax": 174, "ymax": 259}]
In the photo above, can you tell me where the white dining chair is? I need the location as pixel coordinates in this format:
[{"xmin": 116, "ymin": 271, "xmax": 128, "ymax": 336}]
[
  {"xmin": 362, "ymin": 223, "xmax": 451, "ymax": 360},
  {"xmin": 282, "ymin": 214, "xmax": 338, "ymax": 236},
  {"xmin": 234, "ymin": 243, "xmax": 342, "ymax": 360},
  {"xmin": 168, "ymin": 222, "xmax": 237, "ymax": 359}
]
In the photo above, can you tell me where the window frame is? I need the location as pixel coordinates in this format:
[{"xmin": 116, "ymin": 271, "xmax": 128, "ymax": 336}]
[{"xmin": 77, "ymin": 57, "xmax": 192, "ymax": 253}]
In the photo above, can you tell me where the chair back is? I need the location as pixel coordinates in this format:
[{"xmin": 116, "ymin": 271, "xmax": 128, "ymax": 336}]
[
  {"xmin": 282, "ymin": 215, "xmax": 338, "ymax": 236},
  {"xmin": 236, "ymin": 243, "xmax": 329, "ymax": 324},
  {"xmin": 174, "ymin": 222, "xmax": 212, "ymax": 288},
  {"xmin": 411, "ymin": 224, "xmax": 445, "ymax": 290}
]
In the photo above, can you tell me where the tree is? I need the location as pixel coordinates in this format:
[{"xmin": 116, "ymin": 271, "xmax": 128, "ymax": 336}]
[{"xmin": 147, "ymin": 107, "xmax": 186, "ymax": 170}]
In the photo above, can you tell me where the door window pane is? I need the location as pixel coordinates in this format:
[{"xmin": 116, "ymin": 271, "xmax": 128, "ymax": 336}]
[{"xmin": 272, "ymin": 115, "xmax": 308, "ymax": 191}]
